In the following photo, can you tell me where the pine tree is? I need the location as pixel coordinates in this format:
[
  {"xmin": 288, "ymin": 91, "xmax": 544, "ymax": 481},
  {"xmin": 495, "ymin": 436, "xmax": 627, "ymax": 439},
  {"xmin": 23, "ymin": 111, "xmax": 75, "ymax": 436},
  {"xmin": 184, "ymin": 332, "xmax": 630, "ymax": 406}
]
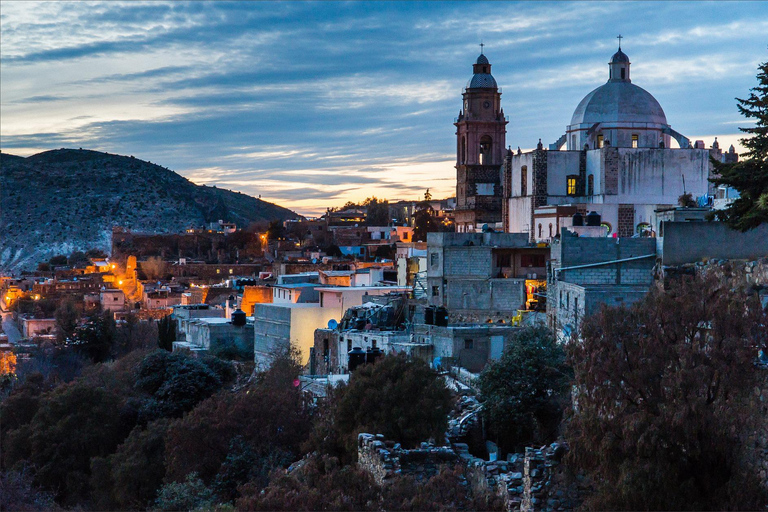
[{"xmin": 711, "ymin": 57, "xmax": 768, "ymax": 231}]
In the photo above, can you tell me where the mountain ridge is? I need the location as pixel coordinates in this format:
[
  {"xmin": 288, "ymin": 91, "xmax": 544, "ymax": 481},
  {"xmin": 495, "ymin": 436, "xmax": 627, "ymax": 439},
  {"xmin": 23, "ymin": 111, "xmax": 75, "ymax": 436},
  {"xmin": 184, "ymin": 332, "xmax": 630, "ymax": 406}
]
[{"xmin": 0, "ymin": 148, "xmax": 300, "ymax": 273}]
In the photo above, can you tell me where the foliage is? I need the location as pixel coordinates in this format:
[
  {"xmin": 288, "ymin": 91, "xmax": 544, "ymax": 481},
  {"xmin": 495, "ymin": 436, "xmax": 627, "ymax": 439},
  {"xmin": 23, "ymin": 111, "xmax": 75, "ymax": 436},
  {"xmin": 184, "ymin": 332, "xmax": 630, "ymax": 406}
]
[
  {"xmin": 68, "ymin": 309, "xmax": 116, "ymax": 362},
  {"xmin": 567, "ymin": 274, "xmax": 768, "ymax": 510},
  {"xmin": 325, "ymin": 244, "xmax": 343, "ymax": 257},
  {"xmin": 142, "ymin": 255, "xmax": 168, "ymax": 280},
  {"xmin": 163, "ymin": 350, "xmax": 311, "ymax": 491},
  {"xmin": 678, "ymin": 192, "xmax": 696, "ymax": 207},
  {"xmin": 478, "ymin": 326, "xmax": 572, "ymax": 455},
  {"xmin": 363, "ymin": 196, "xmax": 390, "ymax": 226},
  {"xmin": 48, "ymin": 254, "xmax": 68, "ymax": 266},
  {"xmin": 90, "ymin": 419, "xmax": 171, "ymax": 511},
  {"xmin": 0, "ymin": 468, "xmax": 60, "ymax": 512},
  {"xmin": 67, "ymin": 250, "xmax": 88, "ymax": 267},
  {"xmin": 157, "ymin": 314, "xmax": 175, "ymax": 351},
  {"xmin": 155, "ymin": 472, "xmax": 215, "ymax": 512},
  {"xmin": 710, "ymin": 58, "xmax": 768, "ymax": 230},
  {"xmin": 36, "ymin": 262, "xmax": 50, "ymax": 272},
  {"xmin": 374, "ymin": 243, "xmax": 396, "ymax": 260},
  {"xmin": 134, "ymin": 349, "xmax": 232, "ymax": 421},
  {"xmin": 3, "ymin": 382, "xmax": 135, "ymax": 506},
  {"xmin": 267, "ymin": 219, "xmax": 287, "ymax": 240},
  {"xmin": 54, "ymin": 298, "xmax": 79, "ymax": 343},
  {"xmin": 308, "ymin": 354, "xmax": 453, "ymax": 462},
  {"xmin": 237, "ymin": 455, "xmax": 503, "ymax": 512}
]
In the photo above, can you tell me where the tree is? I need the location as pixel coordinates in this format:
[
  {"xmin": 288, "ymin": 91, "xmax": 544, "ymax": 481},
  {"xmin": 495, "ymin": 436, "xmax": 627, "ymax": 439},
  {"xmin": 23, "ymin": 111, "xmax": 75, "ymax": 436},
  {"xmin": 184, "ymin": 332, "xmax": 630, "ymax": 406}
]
[
  {"xmin": 478, "ymin": 326, "xmax": 572, "ymax": 455},
  {"xmin": 567, "ymin": 274, "xmax": 768, "ymax": 510},
  {"xmin": 48, "ymin": 255, "xmax": 68, "ymax": 266},
  {"xmin": 307, "ymin": 354, "xmax": 453, "ymax": 462},
  {"xmin": 3, "ymin": 382, "xmax": 135, "ymax": 506},
  {"xmin": 54, "ymin": 299, "xmax": 79, "ymax": 343},
  {"xmin": 69, "ymin": 310, "xmax": 116, "ymax": 362},
  {"xmin": 134, "ymin": 349, "xmax": 231, "ymax": 422},
  {"xmin": 157, "ymin": 315, "xmax": 175, "ymax": 351},
  {"xmin": 325, "ymin": 244, "xmax": 343, "ymax": 257},
  {"xmin": 67, "ymin": 250, "xmax": 88, "ymax": 267},
  {"xmin": 710, "ymin": 58, "xmax": 768, "ymax": 230},
  {"xmin": 163, "ymin": 350, "xmax": 311, "ymax": 491},
  {"xmin": 413, "ymin": 190, "xmax": 440, "ymax": 242},
  {"xmin": 363, "ymin": 196, "xmax": 390, "ymax": 226},
  {"xmin": 142, "ymin": 256, "xmax": 167, "ymax": 280},
  {"xmin": 267, "ymin": 219, "xmax": 287, "ymax": 240}
]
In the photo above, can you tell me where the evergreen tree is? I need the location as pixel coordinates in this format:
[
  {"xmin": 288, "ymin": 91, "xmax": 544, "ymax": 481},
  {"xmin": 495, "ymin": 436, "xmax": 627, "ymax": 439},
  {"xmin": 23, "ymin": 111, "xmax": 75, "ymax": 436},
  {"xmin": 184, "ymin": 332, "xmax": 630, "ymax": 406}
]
[{"xmin": 711, "ymin": 57, "xmax": 768, "ymax": 230}]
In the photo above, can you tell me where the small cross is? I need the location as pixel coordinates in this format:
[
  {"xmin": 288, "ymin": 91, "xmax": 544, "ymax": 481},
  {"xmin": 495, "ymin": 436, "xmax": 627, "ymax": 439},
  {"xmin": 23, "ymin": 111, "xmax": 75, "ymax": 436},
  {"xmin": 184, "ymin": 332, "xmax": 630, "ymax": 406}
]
[
  {"xmin": 480, "ymin": 42, "xmax": 484, "ymax": 54},
  {"xmin": 617, "ymin": 34, "xmax": 623, "ymax": 49}
]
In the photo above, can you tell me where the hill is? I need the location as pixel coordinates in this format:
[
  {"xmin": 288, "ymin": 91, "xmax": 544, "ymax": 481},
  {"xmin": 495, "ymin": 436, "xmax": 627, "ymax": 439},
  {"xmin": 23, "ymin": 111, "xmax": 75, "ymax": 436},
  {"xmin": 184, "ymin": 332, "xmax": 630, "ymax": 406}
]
[{"xmin": 0, "ymin": 148, "xmax": 300, "ymax": 273}]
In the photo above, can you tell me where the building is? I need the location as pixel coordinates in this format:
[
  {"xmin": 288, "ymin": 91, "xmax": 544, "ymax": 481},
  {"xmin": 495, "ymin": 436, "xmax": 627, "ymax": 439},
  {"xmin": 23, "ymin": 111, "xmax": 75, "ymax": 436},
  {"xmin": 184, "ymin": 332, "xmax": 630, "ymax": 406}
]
[
  {"xmin": 500, "ymin": 46, "xmax": 738, "ymax": 241},
  {"xmin": 272, "ymin": 283, "xmax": 320, "ymax": 304},
  {"xmin": 99, "ymin": 288, "xmax": 125, "ymax": 313},
  {"xmin": 454, "ymin": 50, "xmax": 508, "ymax": 233},
  {"xmin": 174, "ymin": 310, "xmax": 253, "ymax": 356},
  {"xmin": 427, "ymin": 232, "xmax": 549, "ymax": 323},
  {"xmin": 547, "ymin": 229, "xmax": 656, "ymax": 339},
  {"xmin": 21, "ymin": 317, "xmax": 56, "ymax": 338}
]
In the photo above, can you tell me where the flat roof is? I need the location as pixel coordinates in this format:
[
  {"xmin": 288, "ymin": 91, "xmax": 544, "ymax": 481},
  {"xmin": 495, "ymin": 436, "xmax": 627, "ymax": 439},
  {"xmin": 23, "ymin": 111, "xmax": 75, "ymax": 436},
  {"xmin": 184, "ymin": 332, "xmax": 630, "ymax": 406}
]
[
  {"xmin": 316, "ymin": 286, "xmax": 409, "ymax": 293},
  {"xmin": 273, "ymin": 283, "xmax": 319, "ymax": 289}
]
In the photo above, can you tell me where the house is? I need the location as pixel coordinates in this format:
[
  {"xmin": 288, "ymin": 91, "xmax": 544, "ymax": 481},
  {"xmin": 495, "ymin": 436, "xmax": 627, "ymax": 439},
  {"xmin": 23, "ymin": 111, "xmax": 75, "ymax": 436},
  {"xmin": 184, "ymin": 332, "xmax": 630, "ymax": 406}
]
[
  {"xmin": 21, "ymin": 317, "xmax": 56, "ymax": 338},
  {"xmin": 427, "ymin": 232, "xmax": 549, "ymax": 323},
  {"xmin": 547, "ymin": 229, "xmax": 656, "ymax": 339},
  {"xmin": 174, "ymin": 310, "xmax": 253, "ymax": 356},
  {"xmin": 272, "ymin": 283, "xmax": 320, "ymax": 304},
  {"xmin": 100, "ymin": 288, "xmax": 125, "ymax": 312}
]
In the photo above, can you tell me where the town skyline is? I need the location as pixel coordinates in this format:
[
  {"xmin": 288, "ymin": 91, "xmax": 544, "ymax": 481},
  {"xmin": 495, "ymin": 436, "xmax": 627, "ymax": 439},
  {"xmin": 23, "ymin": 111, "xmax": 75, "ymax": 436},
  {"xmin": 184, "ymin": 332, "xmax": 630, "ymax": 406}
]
[{"xmin": 2, "ymin": 1, "xmax": 767, "ymax": 216}]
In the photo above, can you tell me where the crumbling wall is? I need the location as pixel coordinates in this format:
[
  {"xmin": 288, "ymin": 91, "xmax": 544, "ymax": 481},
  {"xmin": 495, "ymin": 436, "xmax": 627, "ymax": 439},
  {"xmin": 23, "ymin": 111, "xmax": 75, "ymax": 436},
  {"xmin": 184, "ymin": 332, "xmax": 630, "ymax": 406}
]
[{"xmin": 357, "ymin": 433, "xmax": 458, "ymax": 486}]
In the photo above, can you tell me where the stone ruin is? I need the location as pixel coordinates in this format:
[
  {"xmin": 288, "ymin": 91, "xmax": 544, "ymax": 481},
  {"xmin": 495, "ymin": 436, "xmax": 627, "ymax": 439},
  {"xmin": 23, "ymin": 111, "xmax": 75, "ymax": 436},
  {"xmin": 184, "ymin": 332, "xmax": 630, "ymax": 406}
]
[{"xmin": 357, "ymin": 432, "xmax": 588, "ymax": 512}]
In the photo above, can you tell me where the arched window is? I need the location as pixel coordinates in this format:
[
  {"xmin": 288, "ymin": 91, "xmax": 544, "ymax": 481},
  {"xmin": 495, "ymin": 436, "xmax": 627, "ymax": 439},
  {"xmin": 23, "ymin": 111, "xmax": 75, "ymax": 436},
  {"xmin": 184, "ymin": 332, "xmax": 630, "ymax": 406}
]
[
  {"xmin": 521, "ymin": 166, "xmax": 528, "ymax": 196},
  {"xmin": 601, "ymin": 222, "xmax": 612, "ymax": 236},
  {"xmin": 538, "ymin": 224, "xmax": 542, "ymax": 239},
  {"xmin": 588, "ymin": 175, "xmax": 594, "ymax": 196},
  {"xmin": 548, "ymin": 223, "xmax": 553, "ymax": 238},
  {"xmin": 461, "ymin": 137, "xmax": 466, "ymax": 164},
  {"xmin": 479, "ymin": 135, "xmax": 493, "ymax": 165}
]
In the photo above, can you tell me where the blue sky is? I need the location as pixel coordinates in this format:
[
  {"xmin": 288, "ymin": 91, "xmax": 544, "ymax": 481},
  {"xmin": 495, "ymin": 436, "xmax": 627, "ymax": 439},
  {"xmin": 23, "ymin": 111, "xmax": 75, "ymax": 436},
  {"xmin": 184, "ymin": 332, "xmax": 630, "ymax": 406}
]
[{"xmin": 1, "ymin": 1, "xmax": 766, "ymax": 215}]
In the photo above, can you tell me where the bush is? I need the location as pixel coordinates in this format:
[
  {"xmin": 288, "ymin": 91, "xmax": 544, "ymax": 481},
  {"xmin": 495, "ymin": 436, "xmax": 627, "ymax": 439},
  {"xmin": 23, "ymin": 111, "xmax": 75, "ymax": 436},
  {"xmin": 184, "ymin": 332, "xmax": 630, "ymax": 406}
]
[
  {"xmin": 307, "ymin": 354, "xmax": 453, "ymax": 462},
  {"xmin": 478, "ymin": 326, "xmax": 571, "ymax": 455}
]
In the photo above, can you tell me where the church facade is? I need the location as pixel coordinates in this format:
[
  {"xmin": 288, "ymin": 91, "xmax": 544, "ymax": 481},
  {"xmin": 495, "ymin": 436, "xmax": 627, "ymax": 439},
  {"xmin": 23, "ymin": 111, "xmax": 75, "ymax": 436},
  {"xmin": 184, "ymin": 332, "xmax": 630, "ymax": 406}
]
[{"xmin": 454, "ymin": 46, "xmax": 738, "ymax": 239}]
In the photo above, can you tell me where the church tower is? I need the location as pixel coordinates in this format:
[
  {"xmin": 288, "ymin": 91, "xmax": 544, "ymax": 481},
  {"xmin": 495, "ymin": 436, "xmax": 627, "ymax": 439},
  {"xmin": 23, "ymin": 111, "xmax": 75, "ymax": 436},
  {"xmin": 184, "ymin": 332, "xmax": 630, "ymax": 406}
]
[{"xmin": 454, "ymin": 49, "xmax": 508, "ymax": 232}]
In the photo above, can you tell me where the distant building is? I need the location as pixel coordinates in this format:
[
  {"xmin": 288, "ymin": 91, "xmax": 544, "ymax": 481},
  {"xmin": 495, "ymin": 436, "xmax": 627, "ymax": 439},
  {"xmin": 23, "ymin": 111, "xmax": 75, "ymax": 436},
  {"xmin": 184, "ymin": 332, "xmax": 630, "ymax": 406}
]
[{"xmin": 99, "ymin": 288, "xmax": 125, "ymax": 313}]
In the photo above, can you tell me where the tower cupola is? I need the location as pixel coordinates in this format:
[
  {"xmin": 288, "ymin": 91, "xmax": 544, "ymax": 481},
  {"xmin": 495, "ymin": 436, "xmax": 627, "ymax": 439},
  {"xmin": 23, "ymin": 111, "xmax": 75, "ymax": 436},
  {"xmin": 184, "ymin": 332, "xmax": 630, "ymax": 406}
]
[{"xmin": 609, "ymin": 45, "xmax": 630, "ymax": 82}]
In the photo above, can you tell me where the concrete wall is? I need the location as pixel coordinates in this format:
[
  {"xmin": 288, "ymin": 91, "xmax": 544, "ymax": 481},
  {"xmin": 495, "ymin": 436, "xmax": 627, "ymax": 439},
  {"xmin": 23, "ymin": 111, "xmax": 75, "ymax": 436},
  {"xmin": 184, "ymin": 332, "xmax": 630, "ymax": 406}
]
[{"xmin": 662, "ymin": 222, "xmax": 768, "ymax": 266}]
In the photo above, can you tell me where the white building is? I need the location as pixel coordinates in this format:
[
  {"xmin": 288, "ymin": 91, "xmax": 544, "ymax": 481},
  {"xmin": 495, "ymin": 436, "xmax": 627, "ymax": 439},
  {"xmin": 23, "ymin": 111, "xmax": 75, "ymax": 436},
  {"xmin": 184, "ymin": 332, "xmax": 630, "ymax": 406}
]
[{"xmin": 502, "ymin": 46, "xmax": 738, "ymax": 241}]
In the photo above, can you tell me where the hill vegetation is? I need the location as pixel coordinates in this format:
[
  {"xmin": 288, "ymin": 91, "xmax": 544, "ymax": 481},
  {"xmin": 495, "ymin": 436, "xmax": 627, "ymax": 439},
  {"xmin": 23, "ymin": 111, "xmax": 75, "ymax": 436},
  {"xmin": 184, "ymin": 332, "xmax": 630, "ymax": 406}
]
[{"xmin": 0, "ymin": 148, "xmax": 298, "ymax": 272}]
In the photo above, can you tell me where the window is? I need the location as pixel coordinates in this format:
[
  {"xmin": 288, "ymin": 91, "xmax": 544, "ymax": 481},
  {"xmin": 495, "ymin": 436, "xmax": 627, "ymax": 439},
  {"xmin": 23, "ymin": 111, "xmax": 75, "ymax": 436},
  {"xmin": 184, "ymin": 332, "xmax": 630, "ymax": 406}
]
[
  {"xmin": 548, "ymin": 224, "xmax": 553, "ymax": 238},
  {"xmin": 588, "ymin": 175, "xmax": 594, "ymax": 196},
  {"xmin": 601, "ymin": 222, "xmax": 612, "ymax": 235},
  {"xmin": 521, "ymin": 166, "xmax": 528, "ymax": 196},
  {"xmin": 479, "ymin": 135, "xmax": 493, "ymax": 165},
  {"xmin": 430, "ymin": 253, "xmax": 439, "ymax": 267},
  {"xmin": 464, "ymin": 339, "xmax": 474, "ymax": 350},
  {"xmin": 574, "ymin": 297, "xmax": 579, "ymax": 313},
  {"xmin": 229, "ymin": 268, "xmax": 233, "ymax": 274},
  {"xmin": 621, "ymin": 68, "xmax": 626, "ymax": 80},
  {"xmin": 372, "ymin": 339, "xmax": 377, "ymax": 348},
  {"xmin": 432, "ymin": 286, "xmax": 439, "ymax": 297},
  {"xmin": 347, "ymin": 340, "xmax": 352, "ymax": 352},
  {"xmin": 597, "ymin": 134, "xmax": 604, "ymax": 149},
  {"xmin": 521, "ymin": 254, "xmax": 546, "ymax": 267},
  {"xmin": 632, "ymin": 134, "xmax": 639, "ymax": 148},
  {"xmin": 567, "ymin": 175, "xmax": 578, "ymax": 196},
  {"xmin": 538, "ymin": 224, "xmax": 543, "ymax": 239}
]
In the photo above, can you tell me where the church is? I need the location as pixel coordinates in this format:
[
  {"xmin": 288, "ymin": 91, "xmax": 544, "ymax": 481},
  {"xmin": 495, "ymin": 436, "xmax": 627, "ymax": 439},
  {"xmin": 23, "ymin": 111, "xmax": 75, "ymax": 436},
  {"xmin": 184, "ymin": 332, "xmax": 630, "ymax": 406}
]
[{"xmin": 454, "ymin": 43, "xmax": 738, "ymax": 238}]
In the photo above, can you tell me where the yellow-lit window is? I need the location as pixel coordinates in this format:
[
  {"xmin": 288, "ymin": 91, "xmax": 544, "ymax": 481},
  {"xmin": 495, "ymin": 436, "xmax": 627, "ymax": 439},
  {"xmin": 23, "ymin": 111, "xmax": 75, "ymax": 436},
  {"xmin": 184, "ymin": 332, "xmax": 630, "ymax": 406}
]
[
  {"xmin": 632, "ymin": 134, "xmax": 638, "ymax": 148},
  {"xmin": 567, "ymin": 176, "xmax": 577, "ymax": 195},
  {"xmin": 597, "ymin": 134, "xmax": 604, "ymax": 148}
]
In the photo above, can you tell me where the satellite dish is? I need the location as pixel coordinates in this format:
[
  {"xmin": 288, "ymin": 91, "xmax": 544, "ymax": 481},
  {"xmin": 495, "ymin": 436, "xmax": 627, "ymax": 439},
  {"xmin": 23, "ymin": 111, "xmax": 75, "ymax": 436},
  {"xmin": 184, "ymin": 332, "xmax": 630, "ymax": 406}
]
[
  {"xmin": 312, "ymin": 258, "xmax": 317, "ymax": 264},
  {"xmin": 328, "ymin": 319, "xmax": 338, "ymax": 330}
]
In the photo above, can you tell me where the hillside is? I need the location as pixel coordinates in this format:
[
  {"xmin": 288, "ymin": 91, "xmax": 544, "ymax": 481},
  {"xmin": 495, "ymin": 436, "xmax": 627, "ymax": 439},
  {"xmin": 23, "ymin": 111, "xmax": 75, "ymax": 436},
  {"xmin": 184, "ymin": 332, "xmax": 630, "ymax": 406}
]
[{"xmin": 0, "ymin": 149, "xmax": 299, "ymax": 273}]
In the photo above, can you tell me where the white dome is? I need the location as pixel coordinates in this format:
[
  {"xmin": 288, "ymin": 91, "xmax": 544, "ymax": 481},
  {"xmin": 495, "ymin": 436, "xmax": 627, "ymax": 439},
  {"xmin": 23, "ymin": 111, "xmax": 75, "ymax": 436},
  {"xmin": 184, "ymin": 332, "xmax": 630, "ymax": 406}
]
[{"xmin": 570, "ymin": 81, "xmax": 667, "ymax": 127}]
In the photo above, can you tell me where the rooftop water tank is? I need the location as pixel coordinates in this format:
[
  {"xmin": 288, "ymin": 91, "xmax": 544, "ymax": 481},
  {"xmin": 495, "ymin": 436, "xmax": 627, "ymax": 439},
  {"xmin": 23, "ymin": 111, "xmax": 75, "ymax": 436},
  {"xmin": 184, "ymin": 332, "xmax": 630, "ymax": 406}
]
[
  {"xmin": 231, "ymin": 309, "xmax": 246, "ymax": 326},
  {"xmin": 586, "ymin": 211, "xmax": 601, "ymax": 227},
  {"xmin": 348, "ymin": 347, "xmax": 367, "ymax": 372},
  {"xmin": 572, "ymin": 212, "xmax": 584, "ymax": 226}
]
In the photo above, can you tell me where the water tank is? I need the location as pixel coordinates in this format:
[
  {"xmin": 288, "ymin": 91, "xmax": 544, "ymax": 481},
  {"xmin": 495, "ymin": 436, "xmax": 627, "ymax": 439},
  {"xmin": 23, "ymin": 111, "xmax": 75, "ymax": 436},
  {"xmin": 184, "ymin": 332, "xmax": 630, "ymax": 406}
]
[
  {"xmin": 348, "ymin": 347, "xmax": 366, "ymax": 372},
  {"xmin": 572, "ymin": 212, "xmax": 584, "ymax": 227},
  {"xmin": 366, "ymin": 347, "xmax": 383, "ymax": 364},
  {"xmin": 424, "ymin": 306, "xmax": 435, "ymax": 325},
  {"xmin": 435, "ymin": 307, "xmax": 449, "ymax": 327},
  {"xmin": 231, "ymin": 309, "xmax": 247, "ymax": 326},
  {"xmin": 585, "ymin": 211, "xmax": 601, "ymax": 227}
]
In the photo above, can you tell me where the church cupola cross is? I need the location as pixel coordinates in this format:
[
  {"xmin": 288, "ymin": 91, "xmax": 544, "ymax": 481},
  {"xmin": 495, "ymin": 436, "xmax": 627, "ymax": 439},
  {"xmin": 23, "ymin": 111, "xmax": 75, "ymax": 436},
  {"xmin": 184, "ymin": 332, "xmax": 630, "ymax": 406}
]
[{"xmin": 617, "ymin": 34, "xmax": 623, "ymax": 49}]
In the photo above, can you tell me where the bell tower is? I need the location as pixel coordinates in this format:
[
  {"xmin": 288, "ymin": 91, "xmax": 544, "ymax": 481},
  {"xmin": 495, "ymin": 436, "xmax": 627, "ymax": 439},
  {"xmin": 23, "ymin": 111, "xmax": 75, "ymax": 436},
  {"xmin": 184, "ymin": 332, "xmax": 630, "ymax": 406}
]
[{"xmin": 454, "ymin": 47, "xmax": 508, "ymax": 233}]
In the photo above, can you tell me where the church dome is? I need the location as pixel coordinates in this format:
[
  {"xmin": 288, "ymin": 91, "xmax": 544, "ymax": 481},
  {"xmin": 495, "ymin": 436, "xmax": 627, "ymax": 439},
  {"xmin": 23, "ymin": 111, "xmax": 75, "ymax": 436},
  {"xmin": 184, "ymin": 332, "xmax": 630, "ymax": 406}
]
[
  {"xmin": 476, "ymin": 53, "xmax": 489, "ymax": 65},
  {"xmin": 467, "ymin": 73, "xmax": 497, "ymax": 89},
  {"xmin": 569, "ymin": 81, "xmax": 667, "ymax": 126},
  {"xmin": 610, "ymin": 48, "xmax": 629, "ymax": 63}
]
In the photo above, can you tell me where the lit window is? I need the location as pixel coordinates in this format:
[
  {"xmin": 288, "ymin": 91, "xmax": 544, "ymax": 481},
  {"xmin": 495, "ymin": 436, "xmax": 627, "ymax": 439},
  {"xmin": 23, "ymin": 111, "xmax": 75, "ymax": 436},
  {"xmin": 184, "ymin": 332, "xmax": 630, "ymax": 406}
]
[
  {"xmin": 632, "ymin": 134, "xmax": 638, "ymax": 148},
  {"xmin": 229, "ymin": 269, "xmax": 233, "ymax": 274},
  {"xmin": 597, "ymin": 134, "xmax": 604, "ymax": 148},
  {"xmin": 567, "ymin": 176, "xmax": 578, "ymax": 196}
]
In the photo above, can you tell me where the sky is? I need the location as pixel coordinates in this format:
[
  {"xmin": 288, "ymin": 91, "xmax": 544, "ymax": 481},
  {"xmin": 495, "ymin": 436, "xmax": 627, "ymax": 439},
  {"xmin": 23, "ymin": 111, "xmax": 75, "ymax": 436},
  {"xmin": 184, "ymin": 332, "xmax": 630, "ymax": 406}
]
[{"xmin": 1, "ymin": 1, "xmax": 767, "ymax": 216}]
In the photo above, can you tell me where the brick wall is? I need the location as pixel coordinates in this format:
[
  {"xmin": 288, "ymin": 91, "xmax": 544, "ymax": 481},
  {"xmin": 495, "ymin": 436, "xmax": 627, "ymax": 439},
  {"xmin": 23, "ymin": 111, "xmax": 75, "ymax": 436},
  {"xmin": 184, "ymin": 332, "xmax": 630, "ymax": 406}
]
[
  {"xmin": 617, "ymin": 204, "xmax": 634, "ymax": 238},
  {"xmin": 602, "ymin": 146, "xmax": 619, "ymax": 195}
]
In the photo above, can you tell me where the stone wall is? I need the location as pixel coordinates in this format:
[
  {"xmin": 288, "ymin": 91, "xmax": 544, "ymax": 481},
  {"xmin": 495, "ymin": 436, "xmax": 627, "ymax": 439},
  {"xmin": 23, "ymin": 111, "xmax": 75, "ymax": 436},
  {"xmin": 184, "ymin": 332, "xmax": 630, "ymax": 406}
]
[
  {"xmin": 661, "ymin": 222, "xmax": 768, "ymax": 266},
  {"xmin": 357, "ymin": 433, "xmax": 586, "ymax": 512}
]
